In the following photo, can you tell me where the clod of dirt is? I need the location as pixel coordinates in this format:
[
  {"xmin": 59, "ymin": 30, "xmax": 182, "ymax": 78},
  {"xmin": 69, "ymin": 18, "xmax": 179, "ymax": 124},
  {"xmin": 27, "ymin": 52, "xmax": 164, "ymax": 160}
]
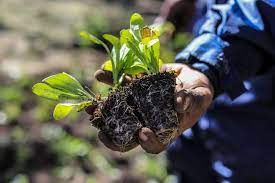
[
  {"xmin": 130, "ymin": 72, "xmax": 179, "ymax": 145},
  {"xmin": 90, "ymin": 72, "xmax": 179, "ymax": 149},
  {"xmin": 91, "ymin": 88, "xmax": 142, "ymax": 149}
]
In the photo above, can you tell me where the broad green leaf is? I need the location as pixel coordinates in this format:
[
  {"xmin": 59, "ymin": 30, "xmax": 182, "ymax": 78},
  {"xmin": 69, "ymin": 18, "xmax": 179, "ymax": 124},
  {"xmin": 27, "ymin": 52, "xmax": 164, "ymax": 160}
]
[
  {"xmin": 130, "ymin": 13, "xmax": 144, "ymax": 30},
  {"xmin": 119, "ymin": 44, "xmax": 130, "ymax": 60},
  {"xmin": 120, "ymin": 29, "xmax": 134, "ymax": 45},
  {"xmin": 53, "ymin": 103, "xmax": 75, "ymax": 120},
  {"xmin": 58, "ymin": 94, "xmax": 84, "ymax": 103},
  {"xmin": 127, "ymin": 40, "xmax": 146, "ymax": 63},
  {"xmin": 130, "ymin": 13, "xmax": 144, "ymax": 41},
  {"xmin": 124, "ymin": 64, "xmax": 148, "ymax": 76},
  {"xmin": 102, "ymin": 60, "xmax": 112, "ymax": 71},
  {"xmin": 42, "ymin": 72, "xmax": 89, "ymax": 97},
  {"xmin": 118, "ymin": 73, "xmax": 125, "ymax": 86},
  {"xmin": 148, "ymin": 39, "xmax": 159, "ymax": 47},
  {"xmin": 149, "ymin": 48, "xmax": 160, "ymax": 73},
  {"xmin": 123, "ymin": 50, "xmax": 135, "ymax": 69},
  {"xmin": 103, "ymin": 34, "xmax": 120, "ymax": 47},
  {"xmin": 32, "ymin": 83, "xmax": 77, "ymax": 100}
]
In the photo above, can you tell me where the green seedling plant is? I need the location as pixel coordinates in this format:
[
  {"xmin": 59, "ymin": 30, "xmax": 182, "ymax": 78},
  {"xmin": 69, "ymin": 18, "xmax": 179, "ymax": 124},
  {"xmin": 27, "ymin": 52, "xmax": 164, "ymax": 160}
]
[
  {"xmin": 32, "ymin": 13, "xmax": 163, "ymax": 121},
  {"xmin": 32, "ymin": 13, "xmax": 179, "ymax": 148},
  {"xmin": 101, "ymin": 13, "xmax": 163, "ymax": 76}
]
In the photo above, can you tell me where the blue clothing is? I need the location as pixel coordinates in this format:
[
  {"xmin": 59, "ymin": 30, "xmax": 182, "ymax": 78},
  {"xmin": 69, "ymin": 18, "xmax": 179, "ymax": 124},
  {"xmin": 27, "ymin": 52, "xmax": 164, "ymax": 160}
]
[{"xmin": 169, "ymin": 0, "xmax": 275, "ymax": 182}]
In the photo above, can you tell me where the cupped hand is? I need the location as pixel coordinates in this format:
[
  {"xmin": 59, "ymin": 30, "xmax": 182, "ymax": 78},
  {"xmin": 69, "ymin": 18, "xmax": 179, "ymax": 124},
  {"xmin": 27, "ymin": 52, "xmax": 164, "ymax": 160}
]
[{"xmin": 87, "ymin": 63, "xmax": 214, "ymax": 154}]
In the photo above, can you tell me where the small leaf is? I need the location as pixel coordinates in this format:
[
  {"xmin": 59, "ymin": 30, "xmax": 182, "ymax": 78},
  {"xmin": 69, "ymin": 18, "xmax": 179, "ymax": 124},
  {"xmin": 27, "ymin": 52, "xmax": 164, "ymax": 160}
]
[
  {"xmin": 102, "ymin": 60, "xmax": 113, "ymax": 71},
  {"xmin": 130, "ymin": 13, "xmax": 144, "ymax": 29},
  {"xmin": 43, "ymin": 72, "xmax": 89, "ymax": 97},
  {"xmin": 103, "ymin": 34, "xmax": 120, "ymax": 47},
  {"xmin": 119, "ymin": 44, "xmax": 130, "ymax": 60},
  {"xmin": 79, "ymin": 31, "xmax": 110, "ymax": 54},
  {"xmin": 58, "ymin": 94, "xmax": 83, "ymax": 103},
  {"xmin": 53, "ymin": 103, "xmax": 75, "ymax": 120},
  {"xmin": 80, "ymin": 31, "xmax": 104, "ymax": 45},
  {"xmin": 148, "ymin": 39, "xmax": 159, "ymax": 47},
  {"xmin": 124, "ymin": 64, "xmax": 148, "ymax": 75},
  {"xmin": 32, "ymin": 83, "xmax": 77, "ymax": 100},
  {"xmin": 120, "ymin": 29, "xmax": 134, "ymax": 45},
  {"xmin": 130, "ymin": 13, "xmax": 144, "ymax": 40}
]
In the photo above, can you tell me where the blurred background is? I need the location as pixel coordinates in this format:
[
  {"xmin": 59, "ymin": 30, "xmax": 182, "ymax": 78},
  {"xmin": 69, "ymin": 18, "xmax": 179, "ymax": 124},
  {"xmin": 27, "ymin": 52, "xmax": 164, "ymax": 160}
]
[{"xmin": 0, "ymin": 0, "xmax": 191, "ymax": 182}]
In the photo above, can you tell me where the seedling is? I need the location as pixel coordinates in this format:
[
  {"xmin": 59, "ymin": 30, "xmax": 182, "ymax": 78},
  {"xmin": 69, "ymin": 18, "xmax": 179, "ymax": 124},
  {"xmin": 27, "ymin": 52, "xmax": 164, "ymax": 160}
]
[{"xmin": 32, "ymin": 13, "xmax": 179, "ymax": 150}]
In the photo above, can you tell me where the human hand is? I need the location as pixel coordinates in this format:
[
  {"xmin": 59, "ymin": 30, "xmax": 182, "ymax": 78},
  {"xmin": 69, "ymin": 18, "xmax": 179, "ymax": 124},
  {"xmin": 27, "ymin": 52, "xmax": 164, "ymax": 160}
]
[
  {"xmin": 135, "ymin": 63, "xmax": 214, "ymax": 154},
  {"xmin": 87, "ymin": 64, "xmax": 214, "ymax": 154}
]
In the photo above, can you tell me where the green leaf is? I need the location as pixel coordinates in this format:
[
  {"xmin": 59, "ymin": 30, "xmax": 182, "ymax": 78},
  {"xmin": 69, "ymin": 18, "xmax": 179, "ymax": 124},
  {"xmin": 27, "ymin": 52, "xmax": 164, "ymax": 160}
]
[
  {"xmin": 119, "ymin": 44, "xmax": 130, "ymax": 60},
  {"xmin": 120, "ymin": 29, "xmax": 134, "ymax": 45},
  {"xmin": 42, "ymin": 72, "xmax": 90, "ymax": 97},
  {"xmin": 58, "ymin": 94, "xmax": 83, "ymax": 103},
  {"xmin": 102, "ymin": 60, "xmax": 112, "ymax": 71},
  {"xmin": 130, "ymin": 13, "xmax": 144, "ymax": 41},
  {"xmin": 53, "ymin": 103, "xmax": 75, "ymax": 120},
  {"xmin": 127, "ymin": 40, "xmax": 146, "ymax": 63},
  {"xmin": 80, "ymin": 31, "xmax": 104, "ymax": 45},
  {"xmin": 103, "ymin": 34, "xmax": 120, "ymax": 47},
  {"xmin": 79, "ymin": 31, "xmax": 110, "ymax": 54},
  {"xmin": 124, "ymin": 63, "xmax": 148, "ymax": 75},
  {"xmin": 130, "ymin": 13, "xmax": 144, "ymax": 30},
  {"xmin": 53, "ymin": 101, "xmax": 92, "ymax": 120},
  {"xmin": 148, "ymin": 39, "xmax": 159, "ymax": 47},
  {"xmin": 32, "ymin": 83, "xmax": 78, "ymax": 100}
]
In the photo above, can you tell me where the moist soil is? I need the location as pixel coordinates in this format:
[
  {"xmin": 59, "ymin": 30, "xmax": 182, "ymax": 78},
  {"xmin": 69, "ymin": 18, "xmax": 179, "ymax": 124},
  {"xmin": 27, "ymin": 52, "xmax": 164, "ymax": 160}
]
[{"xmin": 90, "ymin": 72, "xmax": 179, "ymax": 149}]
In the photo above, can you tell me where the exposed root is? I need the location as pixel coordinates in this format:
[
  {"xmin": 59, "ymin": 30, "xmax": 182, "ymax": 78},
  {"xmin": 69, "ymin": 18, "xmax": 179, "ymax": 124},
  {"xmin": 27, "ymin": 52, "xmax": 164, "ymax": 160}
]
[{"xmin": 90, "ymin": 72, "xmax": 179, "ymax": 149}]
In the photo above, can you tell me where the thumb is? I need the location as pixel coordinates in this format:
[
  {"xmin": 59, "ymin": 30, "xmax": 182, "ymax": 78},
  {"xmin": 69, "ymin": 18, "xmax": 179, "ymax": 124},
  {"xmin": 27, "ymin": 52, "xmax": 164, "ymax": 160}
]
[
  {"xmin": 175, "ymin": 89, "xmax": 203, "ymax": 113},
  {"xmin": 138, "ymin": 128, "xmax": 166, "ymax": 154}
]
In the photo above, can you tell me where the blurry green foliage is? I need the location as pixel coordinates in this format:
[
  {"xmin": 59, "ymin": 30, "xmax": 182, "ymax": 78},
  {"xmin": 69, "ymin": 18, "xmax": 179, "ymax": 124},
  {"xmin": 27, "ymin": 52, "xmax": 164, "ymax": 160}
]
[
  {"xmin": 10, "ymin": 174, "xmax": 29, "ymax": 183},
  {"xmin": 84, "ymin": 16, "xmax": 111, "ymax": 37},
  {"xmin": 173, "ymin": 32, "xmax": 193, "ymax": 50},
  {"xmin": 135, "ymin": 154, "xmax": 168, "ymax": 181}
]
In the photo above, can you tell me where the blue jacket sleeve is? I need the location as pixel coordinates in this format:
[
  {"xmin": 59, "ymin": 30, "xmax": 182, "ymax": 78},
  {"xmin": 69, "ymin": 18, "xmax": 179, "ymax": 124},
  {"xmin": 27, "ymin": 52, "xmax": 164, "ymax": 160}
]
[{"xmin": 175, "ymin": 0, "xmax": 275, "ymax": 98}]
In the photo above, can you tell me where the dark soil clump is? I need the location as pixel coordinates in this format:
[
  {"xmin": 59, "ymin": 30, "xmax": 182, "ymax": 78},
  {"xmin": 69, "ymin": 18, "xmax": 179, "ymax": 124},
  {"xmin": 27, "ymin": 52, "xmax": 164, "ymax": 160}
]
[
  {"xmin": 130, "ymin": 72, "xmax": 179, "ymax": 144},
  {"xmin": 91, "ymin": 88, "xmax": 142, "ymax": 148},
  {"xmin": 90, "ymin": 72, "xmax": 179, "ymax": 148}
]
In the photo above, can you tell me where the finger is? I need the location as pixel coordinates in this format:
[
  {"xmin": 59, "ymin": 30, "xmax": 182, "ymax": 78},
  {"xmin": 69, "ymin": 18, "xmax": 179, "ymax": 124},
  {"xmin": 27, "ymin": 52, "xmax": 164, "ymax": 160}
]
[
  {"xmin": 160, "ymin": 64, "xmax": 182, "ymax": 75},
  {"xmin": 175, "ymin": 89, "xmax": 190, "ymax": 113},
  {"xmin": 175, "ymin": 89, "xmax": 203, "ymax": 113},
  {"xmin": 94, "ymin": 69, "xmax": 113, "ymax": 86},
  {"xmin": 122, "ymin": 75, "xmax": 133, "ymax": 85},
  {"xmin": 138, "ymin": 128, "xmax": 166, "ymax": 154}
]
